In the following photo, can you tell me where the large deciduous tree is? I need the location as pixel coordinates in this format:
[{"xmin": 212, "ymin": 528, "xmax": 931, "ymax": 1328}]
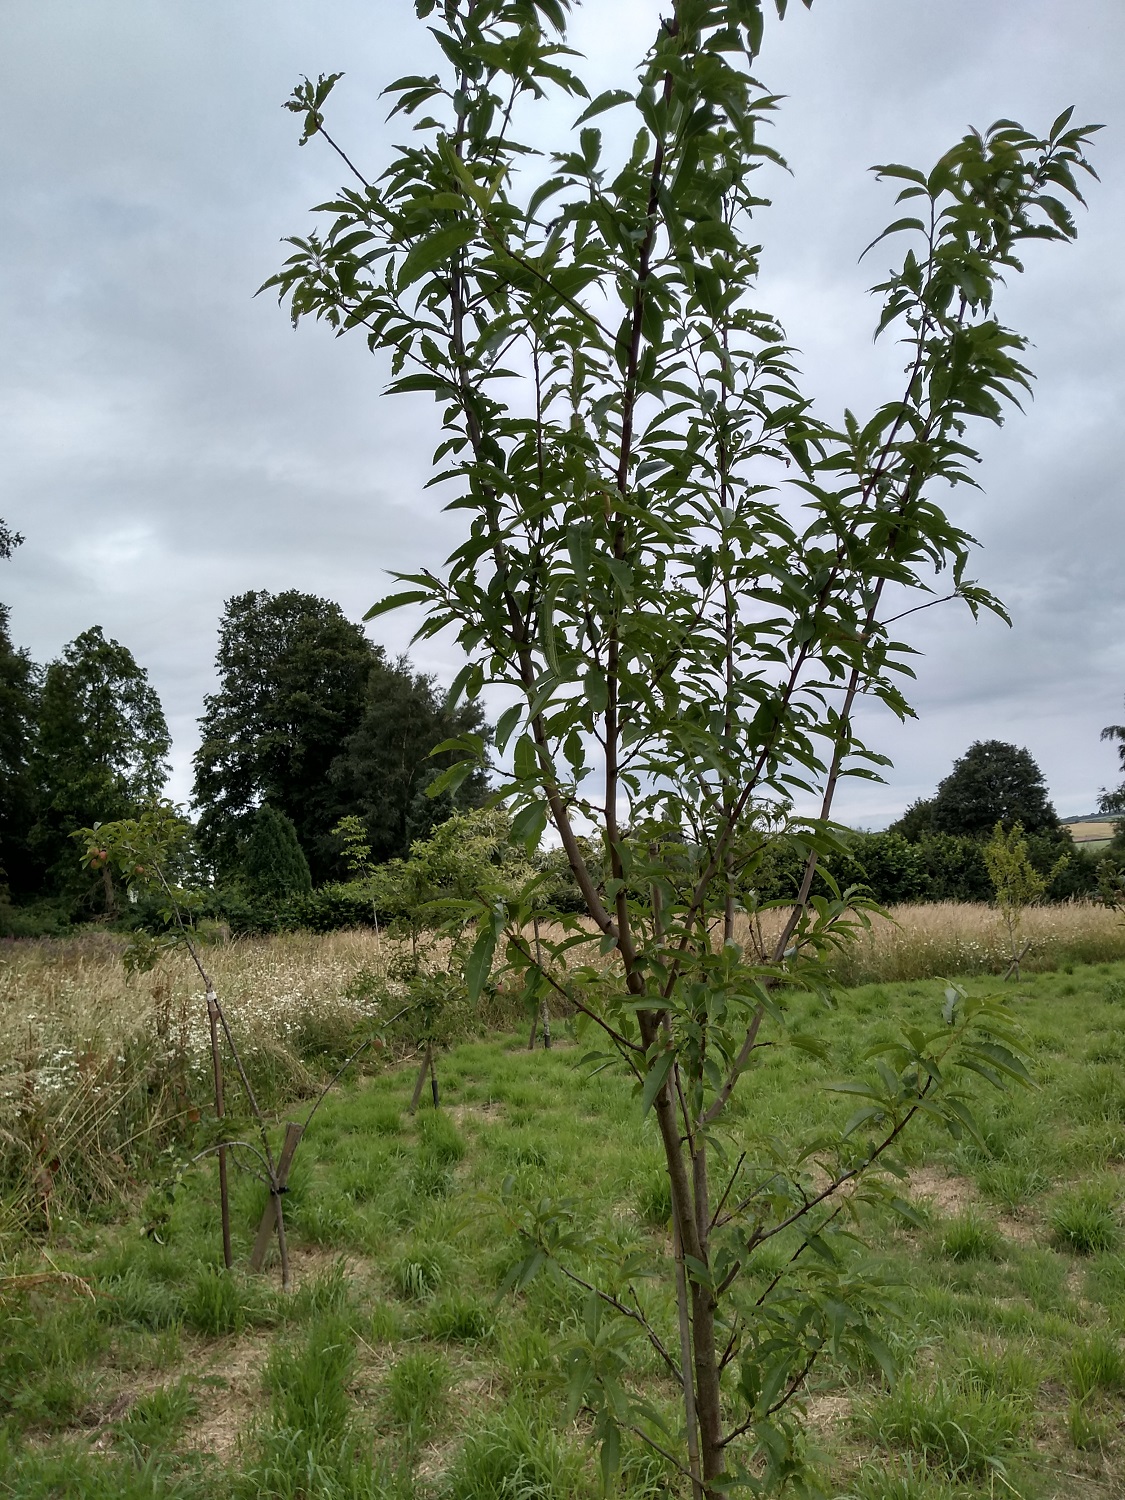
[
  {"xmin": 271, "ymin": 0, "xmax": 1095, "ymax": 1489},
  {"xmin": 928, "ymin": 739, "xmax": 1060, "ymax": 839},
  {"xmin": 0, "ymin": 520, "xmax": 23, "ymax": 561},
  {"xmin": 329, "ymin": 653, "xmax": 490, "ymax": 864},
  {"xmin": 192, "ymin": 590, "xmax": 376, "ymax": 881},
  {"xmin": 31, "ymin": 626, "xmax": 170, "ymax": 904},
  {"xmin": 193, "ymin": 590, "xmax": 489, "ymax": 881}
]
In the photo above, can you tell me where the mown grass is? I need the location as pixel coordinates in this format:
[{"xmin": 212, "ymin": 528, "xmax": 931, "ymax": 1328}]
[{"xmin": 2, "ymin": 957, "xmax": 1125, "ymax": 1496}]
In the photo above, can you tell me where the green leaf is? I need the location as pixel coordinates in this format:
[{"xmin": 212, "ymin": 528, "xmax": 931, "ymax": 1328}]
[
  {"xmin": 494, "ymin": 703, "xmax": 523, "ymax": 754},
  {"xmin": 574, "ymin": 88, "xmax": 633, "ymax": 125},
  {"xmin": 397, "ymin": 219, "xmax": 476, "ymax": 291},
  {"xmin": 364, "ymin": 589, "xmax": 430, "ymax": 620},
  {"xmin": 424, "ymin": 759, "xmax": 475, "ymax": 798},
  {"xmin": 466, "ymin": 922, "xmax": 498, "ymax": 1004},
  {"xmin": 511, "ymin": 799, "xmax": 549, "ymax": 853},
  {"xmin": 640, "ymin": 1051, "xmax": 674, "ymax": 1116}
]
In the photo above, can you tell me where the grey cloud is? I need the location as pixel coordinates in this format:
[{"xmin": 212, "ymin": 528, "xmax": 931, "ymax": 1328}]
[{"xmin": 1, "ymin": 0, "xmax": 1122, "ymax": 819}]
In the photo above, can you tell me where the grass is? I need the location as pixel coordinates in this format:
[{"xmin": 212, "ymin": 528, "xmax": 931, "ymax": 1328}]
[
  {"xmin": 3, "ymin": 947, "xmax": 1125, "ymax": 1494},
  {"xmin": 1048, "ymin": 1181, "xmax": 1122, "ymax": 1254}
]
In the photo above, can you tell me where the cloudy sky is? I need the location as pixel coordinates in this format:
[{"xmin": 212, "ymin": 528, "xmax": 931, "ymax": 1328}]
[{"xmin": 1, "ymin": 0, "xmax": 1123, "ymax": 826}]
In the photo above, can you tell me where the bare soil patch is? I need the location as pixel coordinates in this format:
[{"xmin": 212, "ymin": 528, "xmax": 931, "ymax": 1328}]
[{"xmin": 181, "ymin": 1332, "xmax": 273, "ymax": 1460}]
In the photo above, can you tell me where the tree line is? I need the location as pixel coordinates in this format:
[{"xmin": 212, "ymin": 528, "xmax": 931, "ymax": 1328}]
[
  {"xmin": 3, "ymin": 555, "xmax": 1124, "ymax": 934},
  {"xmin": 0, "ymin": 586, "xmax": 488, "ymax": 932}
]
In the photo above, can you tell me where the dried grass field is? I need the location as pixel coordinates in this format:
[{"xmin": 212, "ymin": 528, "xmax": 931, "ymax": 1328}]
[{"xmin": 2, "ymin": 909, "xmax": 1125, "ymax": 1498}]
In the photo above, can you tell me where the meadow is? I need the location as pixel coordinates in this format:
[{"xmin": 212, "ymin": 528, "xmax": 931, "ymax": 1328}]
[{"xmin": 1, "ymin": 912, "xmax": 1125, "ymax": 1497}]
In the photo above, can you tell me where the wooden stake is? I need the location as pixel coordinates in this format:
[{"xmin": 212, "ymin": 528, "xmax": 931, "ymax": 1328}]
[
  {"xmin": 249, "ymin": 1121, "xmax": 304, "ymax": 1272},
  {"xmin": 206, "ymin": 989, "xmax": 232, "ymax": 1270},
  {"xmin": 409, "ymin": 1043, "xmax": 432, "ymax": 1114}
]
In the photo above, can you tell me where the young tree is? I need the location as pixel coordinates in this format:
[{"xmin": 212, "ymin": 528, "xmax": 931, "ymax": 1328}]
[
  {"xmin": 31, "ymin": 626, "xmax": 170, "ymax": 907},
  {"xmin": 929, "ymin": 739, "xmax": 1060, "ymax": 839},
  {"xmin": 0, "ymin": 605, "xmax": 40, "ymax": 901},
  {"xmin": 270, "ymin": 2, "xmax": 1095, "ymax": 1489},
  {"xmin": 983, "ymin": 820, "xmax": 1066, "ymax": 979}
]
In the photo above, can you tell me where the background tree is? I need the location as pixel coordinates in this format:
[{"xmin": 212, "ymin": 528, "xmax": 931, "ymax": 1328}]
[
  {"xmin": 0, "ymin": 605, "xmax": 40, "ymax": 900},
  {"xmin": 193, "ymin": 591, "xmax": 489, "ymax": 883},
  {"xmin": 272, "ymin": 0, "xmax": 1093, "ymax": 1487},
  {"xmin": 192, "ymin": 589, "xmax": 377, "ymax": 881},
  {"xmin": 0, "ymin": 519, "xmax": 23, "ymax": 561},
  {"xmin": 329, "ymin": 653, "xmax": 489, "ymax": 863},
  {"xmin": 886, "ymin": 795, "xmax": 934, "ymax": 842},
  {"xmin": 30, "ymin": 626, "xmax": 170, "ymax": 908},
  {"xmin": 1099, "ymin": 704, "xmax": 1125, "ymax": 832},
  {"xmin": 240, "ymin": 803, "xmax": 313, "ymax": 901},
  {"xmin": 929, "ymin": 740, "xmax": 1061, "ymax": 839}
]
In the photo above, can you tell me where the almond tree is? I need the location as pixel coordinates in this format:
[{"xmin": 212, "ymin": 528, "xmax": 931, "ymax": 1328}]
[{"xmin": 269, "ymin": 1, "xmax": 1096, "ymax": 1490}]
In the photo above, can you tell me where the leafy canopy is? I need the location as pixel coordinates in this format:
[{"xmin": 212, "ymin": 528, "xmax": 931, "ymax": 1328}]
[
  {"xmin": 31, "ymin": 626, "xmax": 170, "ymax": 895},
  {"xmin": 192, "ymin": 589, "xmax": 376, "ymax": 881},
  {"xmin": 270, "ymin": 0, "xmax": 1096, "ymax": 1489},
  {"xmin": 929, "ymin": 739, "xmax": 1060, "ymax": 839}
]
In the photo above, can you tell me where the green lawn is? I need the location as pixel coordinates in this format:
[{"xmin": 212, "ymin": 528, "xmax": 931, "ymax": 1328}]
[{"xmin": 3, "ymin": 963, "xmax": 1125, "ymax": 1498}]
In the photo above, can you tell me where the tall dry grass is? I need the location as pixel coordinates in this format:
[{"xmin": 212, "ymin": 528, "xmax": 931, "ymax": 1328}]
[
  {"xmin": 821, "ymin": 900, "xmax": 1125, "ymax": 986},
  {"xmin": 4, "ymin": 902, "xmax": 1124, "ymax": 1065}
]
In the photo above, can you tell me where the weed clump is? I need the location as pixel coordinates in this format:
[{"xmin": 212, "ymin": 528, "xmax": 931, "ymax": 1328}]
[
  {"xmin": 1049, "ymin": 1184, "xmax": 1122, "ymax": 1255},
  {"xmin": 385, "ymin": 1349, "xmax": 449, "ymax": 1447},
  {"xmin": 388, "ymin": 1244, "xmax": 451, "ymax": 1301},
  {"xmin": 862, "ymin": 1375, "xmax": 1026, "ymax": 1478},
  {"xmin": 443, "ymin": 1403, "xmax": 587, "ymax": 1500},
  {"xmin": 426, "ymin": 1289, "xmax": 493, "ymax": 1342},
  {"xmin": 939, "ymin": 1212, "xmax": 1002, "ymax": 1263}
]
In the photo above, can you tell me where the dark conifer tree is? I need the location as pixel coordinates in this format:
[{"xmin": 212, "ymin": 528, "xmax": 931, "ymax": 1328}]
[{"xmin": 241, "ymin": 803, "xmax": 312, "ymax": 900}]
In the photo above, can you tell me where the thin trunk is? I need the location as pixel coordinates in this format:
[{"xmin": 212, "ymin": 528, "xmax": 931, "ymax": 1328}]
[
  {"xmin": 688, "ymin": 1145, "xmax": 725, "ymax": 1491},
  {"xmin": 206, "ymin": 990, "xmax": 232, "ymax": 1270},
  {"xmin": 429, "ymin": 1049, "xmax": 440, "ymax": 1108},
  {"xmin": 673, "ymin": 1207, "xmax": 705, "ymax": 1500}
]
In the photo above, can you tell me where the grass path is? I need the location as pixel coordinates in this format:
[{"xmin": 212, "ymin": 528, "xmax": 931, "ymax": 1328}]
[{"xmin": 3, "ymin": 962, "xmax": 1125, "ymax": 1497}]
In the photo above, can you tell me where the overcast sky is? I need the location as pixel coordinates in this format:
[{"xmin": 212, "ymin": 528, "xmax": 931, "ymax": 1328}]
[{"xmin": 1, "ymin": 0, "xmax": 1123, "ymax": 826}]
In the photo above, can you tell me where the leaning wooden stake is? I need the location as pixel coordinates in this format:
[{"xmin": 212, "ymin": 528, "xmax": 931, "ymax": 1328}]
[
  {"xmin": 249, "ymin": 1120, "xmax": 304, "ymax": 1273},
  {"xmin": 409, "ymin": 1042, "xmax": 432, "ymax": 1114},
  {"xmin": 206, "ymin": 988, "xmax": 233, "ymax": 1270}
]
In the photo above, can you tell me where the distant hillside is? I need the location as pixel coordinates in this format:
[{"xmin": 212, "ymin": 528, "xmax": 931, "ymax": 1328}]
[{"xmin": 1062, "ymin": 814, "xmax": 1119, "ymax": 850}]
